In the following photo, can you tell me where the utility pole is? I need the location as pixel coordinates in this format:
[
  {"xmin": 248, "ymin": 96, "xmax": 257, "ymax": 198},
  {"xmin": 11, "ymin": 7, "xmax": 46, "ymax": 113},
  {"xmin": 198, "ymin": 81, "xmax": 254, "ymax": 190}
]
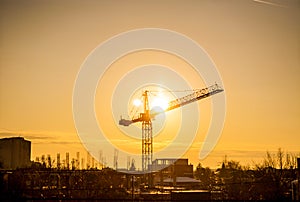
[{"xmin": 297, "ymin": 158, "xmax": 300, "ymax": 200}]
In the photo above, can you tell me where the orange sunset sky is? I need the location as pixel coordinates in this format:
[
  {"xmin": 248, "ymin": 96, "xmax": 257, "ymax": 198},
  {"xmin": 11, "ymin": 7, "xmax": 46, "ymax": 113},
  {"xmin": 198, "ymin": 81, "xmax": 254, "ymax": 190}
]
[{"xmin": 0, "ymin": 0, "xmax": 299, "ymax": 169}]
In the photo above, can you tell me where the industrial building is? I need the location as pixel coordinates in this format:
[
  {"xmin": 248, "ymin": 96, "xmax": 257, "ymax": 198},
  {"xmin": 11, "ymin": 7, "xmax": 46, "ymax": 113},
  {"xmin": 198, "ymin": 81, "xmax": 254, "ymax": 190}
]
[
  {"xmin": 151, "ymin": 158, "xmax": 193, "ymax": 177},
  {"xmin": 150, "ymin": 158, "xmax": 198, "ymax": 188},
  {"xmin": 0, "ymin": 137, "xmax": 31, "ymax": 169}
]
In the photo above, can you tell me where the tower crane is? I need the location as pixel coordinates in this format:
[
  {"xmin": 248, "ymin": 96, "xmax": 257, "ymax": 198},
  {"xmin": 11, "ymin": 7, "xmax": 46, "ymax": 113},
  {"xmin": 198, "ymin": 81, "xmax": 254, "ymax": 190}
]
[{"xmin": 119, "ymin": 83, "xmax": 223, "ymax": 171}]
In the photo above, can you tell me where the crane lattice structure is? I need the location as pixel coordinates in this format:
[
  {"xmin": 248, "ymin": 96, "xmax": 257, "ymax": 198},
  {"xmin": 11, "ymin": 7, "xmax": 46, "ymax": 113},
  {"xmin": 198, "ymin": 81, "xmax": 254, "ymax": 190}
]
[{"xmin": 119, "ymin": 83, "xmax": 223, "ymax": 172}]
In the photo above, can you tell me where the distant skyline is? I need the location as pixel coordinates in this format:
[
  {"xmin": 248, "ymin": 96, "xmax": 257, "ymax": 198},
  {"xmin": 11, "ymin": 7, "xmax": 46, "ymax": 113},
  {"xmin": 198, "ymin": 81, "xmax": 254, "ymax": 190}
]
[
  {"xmin": 0, "ymin": 130, "xmax": 298, "ymax": 169},
  {"xmin": 0, "ymin": 0, "xmax": 299, "ymax": 169}
]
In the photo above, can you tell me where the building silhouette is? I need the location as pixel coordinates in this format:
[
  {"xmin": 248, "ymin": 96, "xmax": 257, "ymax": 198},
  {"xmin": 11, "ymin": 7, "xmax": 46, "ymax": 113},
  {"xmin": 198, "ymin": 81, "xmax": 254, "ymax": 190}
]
[
  {"xmin": 151, "ymin": 158, "xmax": 193, "ymax": 177},
  {"xmin": 150, "ymin": 158, "xmax": 196, "ymax": 188},
  {"xmin": 0, "ymin": 137, "xmax": 31, "ymax": 169}
]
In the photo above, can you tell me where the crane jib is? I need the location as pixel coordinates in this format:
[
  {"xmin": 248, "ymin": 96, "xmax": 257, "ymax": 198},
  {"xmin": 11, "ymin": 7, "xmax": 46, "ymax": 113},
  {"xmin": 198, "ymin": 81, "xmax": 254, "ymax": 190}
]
[{"xmin": 165, "ymin": 84, "xmax": 223, "ymax": 112}]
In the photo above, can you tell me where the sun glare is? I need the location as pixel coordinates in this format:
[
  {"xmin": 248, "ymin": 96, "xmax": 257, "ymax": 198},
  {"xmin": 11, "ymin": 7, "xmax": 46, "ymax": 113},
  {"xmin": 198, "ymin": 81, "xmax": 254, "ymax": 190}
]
[
  {"xmin": 151, "ymin": 97, "xmax": 169, "ymax": 110},
  {"xmin": 133, "ymin": 99, "xmax": 142, "ymax": 107}
]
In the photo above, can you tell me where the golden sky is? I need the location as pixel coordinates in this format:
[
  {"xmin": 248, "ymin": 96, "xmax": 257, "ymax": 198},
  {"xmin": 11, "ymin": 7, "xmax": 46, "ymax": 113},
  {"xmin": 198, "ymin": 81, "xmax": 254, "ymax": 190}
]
[{"xmin": 0, "ymin": 0, "xmax": 299, "ymax": 169}]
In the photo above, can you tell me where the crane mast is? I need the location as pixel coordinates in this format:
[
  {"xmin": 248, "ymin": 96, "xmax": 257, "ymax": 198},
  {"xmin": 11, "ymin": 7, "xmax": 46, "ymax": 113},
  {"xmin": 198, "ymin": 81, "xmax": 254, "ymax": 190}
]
[
  {"xmin": 141, "ymin": 91, "xmax": 152, "ymax": 172},
  {"xmin": 119, "ymin": 83, "xmax": 223, "ymax": 171}
]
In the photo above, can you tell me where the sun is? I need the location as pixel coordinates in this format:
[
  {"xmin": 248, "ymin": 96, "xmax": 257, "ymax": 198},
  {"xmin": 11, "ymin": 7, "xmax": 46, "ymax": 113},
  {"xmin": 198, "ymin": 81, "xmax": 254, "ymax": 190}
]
[
  {"xmin": 132, "ymin": 95, "xmax": 169, "ymax": 111},
  {"xmin": 151, "ymin": 96, "xmax": 169, "ymax": 110}
]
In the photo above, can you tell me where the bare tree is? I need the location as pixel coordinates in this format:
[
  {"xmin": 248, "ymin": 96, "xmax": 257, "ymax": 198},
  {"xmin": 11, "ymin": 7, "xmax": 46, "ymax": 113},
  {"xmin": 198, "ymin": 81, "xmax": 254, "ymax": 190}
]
[
  {"xmin": 277, "ymin": 148, "xmax": 284, "ymax": 170},
  {"xmin": 264, "ymin": 151, "xmax": 276, "ymax": 168},
  {"xmin": 285, "ymin": 153, "xmax": 292, "ymax": 169}
]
